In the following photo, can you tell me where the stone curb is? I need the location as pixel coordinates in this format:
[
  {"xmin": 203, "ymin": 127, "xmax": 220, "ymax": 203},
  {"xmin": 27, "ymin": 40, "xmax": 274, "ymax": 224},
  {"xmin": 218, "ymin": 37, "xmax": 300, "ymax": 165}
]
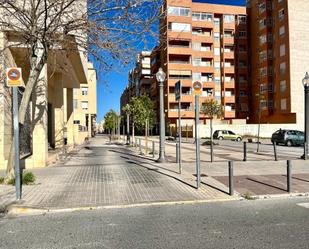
[{"xmin": 6, "ymin": 198, "xmax": 239, "ymax": 217}]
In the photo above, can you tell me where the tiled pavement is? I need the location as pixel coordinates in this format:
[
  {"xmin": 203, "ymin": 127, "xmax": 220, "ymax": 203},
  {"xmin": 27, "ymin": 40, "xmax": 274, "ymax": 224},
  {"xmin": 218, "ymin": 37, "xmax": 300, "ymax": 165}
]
[{"xmin": 0, "ymin": 137, "xmax": 232, "ymax": 211}]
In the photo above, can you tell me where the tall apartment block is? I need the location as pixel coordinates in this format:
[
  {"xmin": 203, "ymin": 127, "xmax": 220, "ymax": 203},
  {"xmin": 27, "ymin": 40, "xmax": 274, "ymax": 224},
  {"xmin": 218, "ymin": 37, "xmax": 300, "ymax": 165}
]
[
  {"xmin": 161, "ymin": 0, "xmax": 249, "ymax": 126},
  {"xmin": 247, "ymin": 0, "xmax": 309, "ymax": 128}
]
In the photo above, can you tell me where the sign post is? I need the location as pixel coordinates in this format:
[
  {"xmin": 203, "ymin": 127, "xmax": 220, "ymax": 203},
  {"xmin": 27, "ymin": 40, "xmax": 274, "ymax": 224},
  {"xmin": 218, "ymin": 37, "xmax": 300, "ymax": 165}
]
[
  {"xmin": 193, "ymin": 81, "xmax": 202, "ymax": 189},
  {"xmin": 6, "ymin": 68, "xmax": 23, "ymax": 200},
  {"xmin": 175, "ymin": 80, "xmax": 182, "ymax": 174}
]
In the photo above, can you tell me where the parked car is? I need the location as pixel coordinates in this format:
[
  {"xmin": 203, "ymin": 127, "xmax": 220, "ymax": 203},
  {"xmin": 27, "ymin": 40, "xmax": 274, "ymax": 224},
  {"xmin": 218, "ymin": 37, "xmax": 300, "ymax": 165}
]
[
  {"xmin": 213, "ymin": 130, "xmax": 242, "ymax": 141},
  {"xmin": 271, "ymin": 129, "xmax": 304, "ymax": 146}
]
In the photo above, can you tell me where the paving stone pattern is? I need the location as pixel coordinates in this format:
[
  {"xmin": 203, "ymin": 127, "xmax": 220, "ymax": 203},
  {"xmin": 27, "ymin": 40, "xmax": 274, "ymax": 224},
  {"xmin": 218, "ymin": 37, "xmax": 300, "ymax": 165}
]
[{"xmin": 16, "ymin": 142, "xmax": 229, "ymax": 209}]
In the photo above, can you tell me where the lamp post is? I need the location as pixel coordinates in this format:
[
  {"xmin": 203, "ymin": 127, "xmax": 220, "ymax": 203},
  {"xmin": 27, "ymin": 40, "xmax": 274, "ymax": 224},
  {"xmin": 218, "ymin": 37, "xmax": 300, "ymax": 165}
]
[
  {"xmin": 156, "ymin": 68, "xmax": 166, "ymax": 163},
  {"xmin": 302, "ymin": 72, "xmax": 309, "ymax": 160}
]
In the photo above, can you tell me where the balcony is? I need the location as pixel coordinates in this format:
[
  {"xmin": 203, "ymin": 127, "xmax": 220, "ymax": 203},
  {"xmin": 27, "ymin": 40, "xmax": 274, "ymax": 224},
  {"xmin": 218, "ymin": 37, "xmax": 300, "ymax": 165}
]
[
  {"xmin": 223, "ymin": 36, "xmax": 234, "ymax": 45},
  {"xmin": 224, "ymin": 52, "xmax": 234, "ymax": 59},
  {"xmin": 224, "ymin": 81, "xmax": 235, "ymax": 88},
  {"xmin": 168, "ymin": 109, "xmax": 194, "ymax": 118},
  {"xmin": 224, "ymin": 66, "xmax": 235, "ymax": 74},
  {"xmin": 192, "ymin": 20, "xmax": 214, "ymax": 29},
  {"xmin": 168, "ymin": 46, "xmax": 192, "ymax": 55},
  {"xmin": 224, "ymin": 95, "xmax": 235, "ymax": 103},
  {"xmin": 191, "ymin": 35, "xmax": 213, "ymax": 43},
  {"xmin": 167, "ymin": 78, "xmax": 192, "ymax": 87},
  {"xmin": 192, "ymin": 50, "xmax": 214, "ymax": 58},
  {"xmin": 168, "ymin": 31, "xmax": 192, "ymax": 40},
  {"xmin": 168, "ymin": 94, "xmax": 193, "ymax": 103},
  {"xmin": 224, "ymin": 110, "xmax": 236, "ymax": 118}
]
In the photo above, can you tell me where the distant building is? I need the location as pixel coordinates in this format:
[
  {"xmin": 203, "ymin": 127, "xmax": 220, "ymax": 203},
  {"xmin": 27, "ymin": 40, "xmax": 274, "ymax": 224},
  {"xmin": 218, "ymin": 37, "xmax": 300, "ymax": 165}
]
[{"xmin": 247, "ymin": 0, "xmax": 309, "ymax": 129}]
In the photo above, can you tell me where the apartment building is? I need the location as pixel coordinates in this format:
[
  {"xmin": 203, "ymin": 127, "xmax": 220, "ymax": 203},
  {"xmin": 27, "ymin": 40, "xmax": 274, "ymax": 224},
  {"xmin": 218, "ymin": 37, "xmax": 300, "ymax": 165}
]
[
  {"xmin": 73, "ymin": 62, "xmax": 97, "ymax": 144},
  {"xmin": 160, "ymin": 0, "xmax": 249, "ymax": 127},
  {"xmin": 247, "ymin": 0, "xmax": 309, "ymax": 129},
  {"xmin": 120, "ymin": 51, "xmax": 153, "ymax": 113}
]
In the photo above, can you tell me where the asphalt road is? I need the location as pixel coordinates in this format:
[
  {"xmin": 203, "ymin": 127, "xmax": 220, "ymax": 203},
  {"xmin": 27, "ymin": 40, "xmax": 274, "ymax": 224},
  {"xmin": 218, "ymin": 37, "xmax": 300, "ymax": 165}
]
[{"xmin": 1, "ymin": 197, "xmax": 308, "ymax": 249}]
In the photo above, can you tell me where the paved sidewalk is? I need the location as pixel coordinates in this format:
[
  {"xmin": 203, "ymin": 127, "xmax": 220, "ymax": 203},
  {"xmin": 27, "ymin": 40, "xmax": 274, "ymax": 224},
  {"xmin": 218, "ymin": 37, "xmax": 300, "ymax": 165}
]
[
  {"xmin": 129, "ymin": 136, "xmax": 309, "ymax": 197},
  {"xmin": 0, "ymin": 136, "xmax": 233, "ymax": 214}
]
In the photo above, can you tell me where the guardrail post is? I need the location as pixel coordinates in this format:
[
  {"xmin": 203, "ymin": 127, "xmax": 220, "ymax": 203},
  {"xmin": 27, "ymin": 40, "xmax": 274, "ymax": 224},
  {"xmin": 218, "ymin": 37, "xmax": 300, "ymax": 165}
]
[
  {"xmin": 228, "ymin": 161, "xmax": 234, "ymax": 196},
  {"xmin": 273, "ymin": 142, "xmax": 278, "ymax": 161},
  {"xmin": 152, "ymin": 141, "xmax": 155, "ymax": 158},
  {"xmin": 243, "ymin": 142, "xmax": 247, "ymax": 162},
  {"xmin": 287, "ymin": 160, "xmax": 292, "ymax": 193}
]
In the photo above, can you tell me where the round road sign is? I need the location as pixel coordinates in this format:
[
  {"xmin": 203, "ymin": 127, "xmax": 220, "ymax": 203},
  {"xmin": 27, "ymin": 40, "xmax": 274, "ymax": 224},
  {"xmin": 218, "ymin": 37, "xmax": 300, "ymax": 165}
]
[{"xmin": 193, "ymin": 81, "xmax": 202, "ymax": 95}]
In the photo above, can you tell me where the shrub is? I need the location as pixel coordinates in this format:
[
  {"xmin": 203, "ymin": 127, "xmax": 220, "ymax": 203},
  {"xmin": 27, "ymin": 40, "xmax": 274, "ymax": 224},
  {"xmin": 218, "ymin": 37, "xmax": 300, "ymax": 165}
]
[
  {"xmin": 22, "ymin": 171, "xmax": 36, "ymax": 185},
  {"xmin": 6, "ymin": 171, "xmax": 36, "ymax": 185},
  {"xmin": 0, "ymin": 177, "xmax": 4, "ymax": 184}
]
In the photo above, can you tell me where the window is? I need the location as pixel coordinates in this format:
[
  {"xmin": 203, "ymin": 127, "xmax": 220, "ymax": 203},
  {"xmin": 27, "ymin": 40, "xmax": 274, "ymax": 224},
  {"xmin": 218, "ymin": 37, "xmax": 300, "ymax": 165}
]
[
  {"xmin": 81, "ymin": 87, "xmax": 88, "ymax": 96},
  {"xmin": 238, "ymin": 15, "xmax": 246, "ymax": 24},
  {"xmin": 280, "ymin": 62, "xmax": 286, "ymax": 75},
  {"xmin": 259, "ymin": 19, "xmax": 266, "ymax": 30},
  {"xmin": 279, "ymin": 8, "xmax": 285, "ymax": 21},
  {"xmin": 260, "ymin": 67, "xmax": 267, "ymax": 77},
  {"xmin": 192, "ymin": 42, "xmax": 201, "ymax": 51},
  {"xmin": 214, "ymin": 48, "xmax": 220, "ymax": 56},
  {"xmin": 215, "ymin": 77, "xmax": 220, "ymax": 84},
  {"xmin": 260, "ymin": 100, "xmax": 267, "ymax": 109},
  {"xmin": 259, "ymin": 3, "xmax": 266, "ymax": 14},
  {"xmin": 73, "ymin": 99, "xmax": 78, "ymax": 109},
  {"xmin": 214, "ymin": 18, "xmax": 220, "ymax": 26},
  {"xmin": 280, "ymin": 80, "xmax": 286, "ymax": 92},
  {"xmin": 193, "ymin": 72, "xmax": 201, "ymax": 81},
  {"xmin": 260, "ymin": 35, "xmax": 266, "ymax": 45},
  {"xmin": 214, "ymin": 32, "xmax": 220, "ymax": 42},
  {"xmin": 259, "ymin": 51, "xmax": 267, "ymax": 62},
  {"xmin": 192, "ymin": 12, "xmax": 213, "ymax": 21},
  {"xmin": 167, "ymin": 6, "xmax": 191, "ymax": 17},
  {"xmin": 238, "ymin": 31, "xmax": 247, "ymax": 38},
  {"xmin": 281, "ymin": 98, "xmax": 287, "ymax": 110},
  {"xmin": 214, "ymin": 62, "xmax": 220, "ymax": 70},
  {"xmin": 81, "ymin": 101, "xmax": 88, "ymax": 110},
  {"xmin": 223, "ymin": 15, "xmax": 235, "ymax": 23},
  {"xmin": 279, "ymin": 25, "xmax": 285, "ymax": 36},
  {"xmin": 280, "ymin": 44, "xmax": 285, "ymax": 56},
  {"xmin": 168, "ymin": 22, "xmax": 191, "ymax": 32},
  {"xmin": 193, "ymin": 58, "xmax": 202, "ymax": 66}
]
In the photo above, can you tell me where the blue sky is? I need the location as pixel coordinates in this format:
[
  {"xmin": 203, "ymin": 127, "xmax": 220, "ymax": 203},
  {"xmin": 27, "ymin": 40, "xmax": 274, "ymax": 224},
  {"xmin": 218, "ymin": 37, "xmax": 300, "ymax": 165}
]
[{"xmin": 96, "ymin": 0, "xmax": 246, "ymax": 122}]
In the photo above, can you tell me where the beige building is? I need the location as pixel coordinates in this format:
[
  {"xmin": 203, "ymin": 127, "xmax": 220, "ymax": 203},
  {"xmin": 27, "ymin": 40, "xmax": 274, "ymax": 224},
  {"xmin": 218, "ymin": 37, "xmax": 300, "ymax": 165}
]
[
  {"xmin": 72, "ymin": 62, "xmax": 97, "ymax": 144},
  {"xmin": 0, "ymin": 37, "xmax": 96, "ymax": 170}
]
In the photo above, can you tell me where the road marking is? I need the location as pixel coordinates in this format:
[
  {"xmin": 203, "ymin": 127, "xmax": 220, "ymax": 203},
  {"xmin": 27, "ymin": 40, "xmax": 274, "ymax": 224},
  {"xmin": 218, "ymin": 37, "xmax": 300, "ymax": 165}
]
[{"xmin": 297, "ymin": 202, "xmax": 309, "ymax": 209}]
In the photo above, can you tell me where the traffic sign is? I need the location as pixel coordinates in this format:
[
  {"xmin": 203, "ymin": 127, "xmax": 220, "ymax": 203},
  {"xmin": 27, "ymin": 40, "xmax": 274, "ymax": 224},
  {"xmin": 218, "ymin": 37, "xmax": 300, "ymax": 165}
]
[
  {"xmin": 6, "ymin": 68, "xmax": 23, "ymax": 87},
  {"xmin": 193, "ymin": 81, "xmax": 202, "ymax": 95},
  {"xmin": 175, "ymin": 80, "xmax": 181, "ymax": 101}
]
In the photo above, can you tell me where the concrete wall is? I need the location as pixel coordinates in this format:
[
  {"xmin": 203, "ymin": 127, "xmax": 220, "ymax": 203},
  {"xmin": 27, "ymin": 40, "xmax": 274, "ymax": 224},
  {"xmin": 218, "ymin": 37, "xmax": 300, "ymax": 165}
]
[{"xmin": 199, "ymin": 123, "xmax": 303, "ymax": 138}]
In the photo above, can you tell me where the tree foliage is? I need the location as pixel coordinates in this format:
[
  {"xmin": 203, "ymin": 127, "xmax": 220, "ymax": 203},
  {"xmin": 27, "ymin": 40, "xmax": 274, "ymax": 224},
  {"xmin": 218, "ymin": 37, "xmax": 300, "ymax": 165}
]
[
  {"xmin": 200, "ymin": 99, "xmax": 223, "ymax": 119},
  {"xmin": 0, "ymin": 0, "xmax": 162, "ymax": 124},
  {"xmin": 123, "ymin": 95, "xmax": 155, "ymax": 132},
  {"xmin": 103, "ymin": 109, "xmax": 117, "ymax": 132}
]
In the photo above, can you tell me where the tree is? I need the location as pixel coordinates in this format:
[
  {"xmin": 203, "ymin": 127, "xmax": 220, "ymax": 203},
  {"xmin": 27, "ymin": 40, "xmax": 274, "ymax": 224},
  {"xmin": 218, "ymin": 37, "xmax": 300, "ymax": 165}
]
[
  {"xmin": 123, "ymin": 95, "xmax": 155, "ymax": 151},
  {"xmin": 0, "ymin": 0, "xmax": 161, "ymax": 176},
  {"xmin": 201, "ymin": 99, "xmax": 223, "ymax": 162},
  {"xmin": 103, "ymin": 109, "xmax": 117, "ymax": 138}
]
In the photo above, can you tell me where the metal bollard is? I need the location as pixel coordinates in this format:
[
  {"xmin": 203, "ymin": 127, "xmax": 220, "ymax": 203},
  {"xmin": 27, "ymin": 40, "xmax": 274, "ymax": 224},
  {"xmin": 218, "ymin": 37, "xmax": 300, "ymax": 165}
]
[
  {"xmin": 287, "ymin": 160, "xmax": 292, "ymax": 193},
  {"xmin": 273, "ymin": 142, "xmax": 278, "ymax": 161},
  {"xmin": 228, "ymin": 161, "xmax": 234, "ymax": 196},
  {"xmin": 243, "ymin": 142, "xmax": 247, "ymax": 161},
  {"xmin": 304, "ymin": 143, "xmax": 308, "ymax": 160},
  {"xmin": 176, "ymin": 143, "xmax": 180, "ymax": 163},
  {"xmin": 152, "ymin": 141, "xmax": 155, "ymax": 158}
]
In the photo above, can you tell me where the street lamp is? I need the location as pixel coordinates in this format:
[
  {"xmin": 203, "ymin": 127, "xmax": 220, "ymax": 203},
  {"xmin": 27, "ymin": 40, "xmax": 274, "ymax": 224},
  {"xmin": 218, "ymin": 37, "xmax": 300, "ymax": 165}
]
[
  {"xmin": 156, "ymin": 68, "xmax": 166, "ymax": 163},
  {"xmin": 302, "ymin": 72, "xmax": 309, "ymax": 160}
]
